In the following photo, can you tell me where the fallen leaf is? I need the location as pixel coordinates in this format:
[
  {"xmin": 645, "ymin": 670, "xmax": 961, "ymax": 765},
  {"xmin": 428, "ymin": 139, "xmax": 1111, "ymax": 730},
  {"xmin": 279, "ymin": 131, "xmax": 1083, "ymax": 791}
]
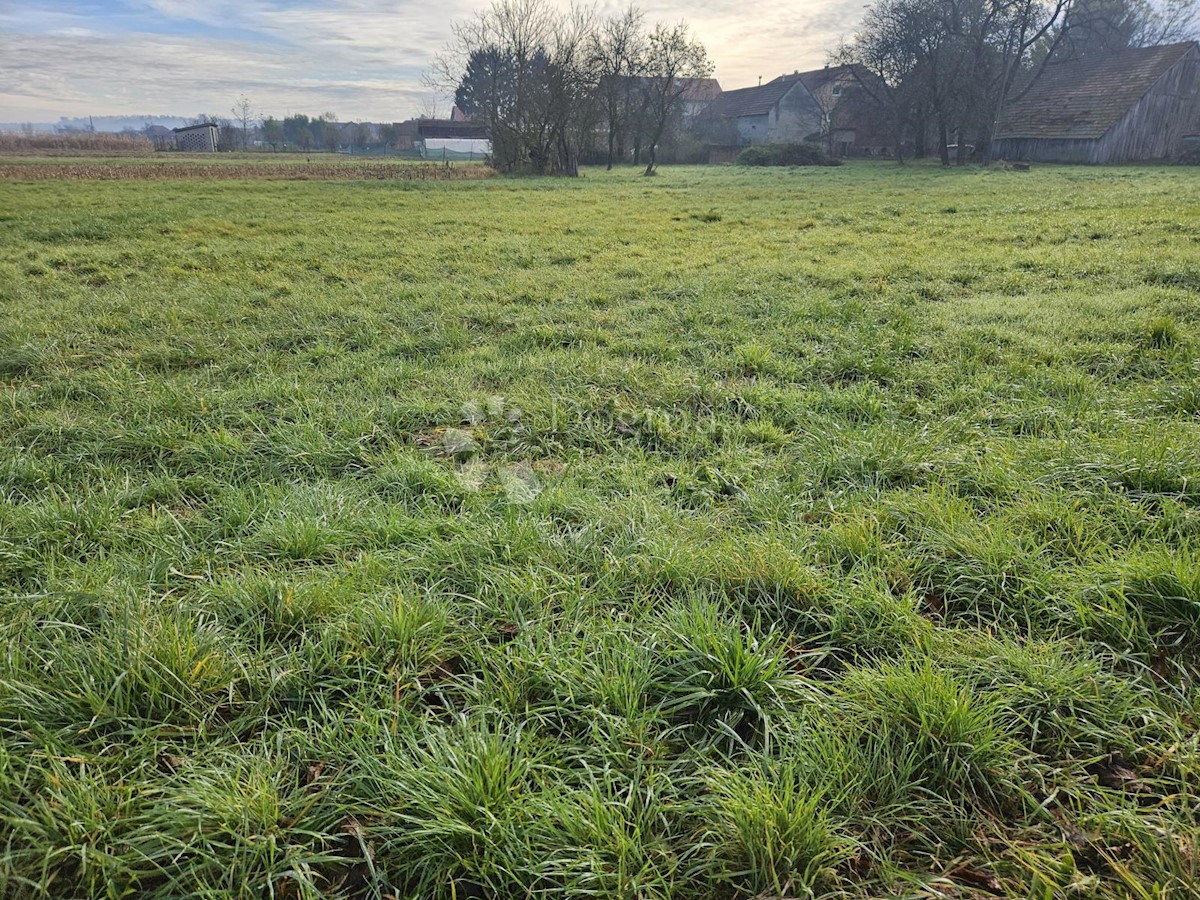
[{"xmin": 948, "ymin": 864, "xmax": 1003, "ymax": 895}]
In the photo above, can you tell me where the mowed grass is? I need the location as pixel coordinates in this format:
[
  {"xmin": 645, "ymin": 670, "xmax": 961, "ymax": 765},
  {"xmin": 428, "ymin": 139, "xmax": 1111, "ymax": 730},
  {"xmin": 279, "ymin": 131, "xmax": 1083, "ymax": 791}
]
[{"xmin": 0, "ymin": 162, "xmax": 1198, "ymax": 898}]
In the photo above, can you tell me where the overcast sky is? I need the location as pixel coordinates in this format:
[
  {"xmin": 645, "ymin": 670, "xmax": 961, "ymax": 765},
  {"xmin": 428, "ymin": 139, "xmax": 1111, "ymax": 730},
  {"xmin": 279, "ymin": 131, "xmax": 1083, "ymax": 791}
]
[{"xmin": 0, "ymin": 0, "xmax": 866, "ymax": 122}]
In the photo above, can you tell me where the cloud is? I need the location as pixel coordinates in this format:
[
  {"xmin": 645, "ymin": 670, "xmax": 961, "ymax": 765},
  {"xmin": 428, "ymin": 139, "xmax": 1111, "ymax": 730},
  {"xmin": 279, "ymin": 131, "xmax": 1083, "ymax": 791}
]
[
  {"xmin": 0, "ymin": 0, "xmax": 866, "ymax": 121},
  {"xmin": 0, "ymin": 30, "xmax": 432, "ymax": 120}
]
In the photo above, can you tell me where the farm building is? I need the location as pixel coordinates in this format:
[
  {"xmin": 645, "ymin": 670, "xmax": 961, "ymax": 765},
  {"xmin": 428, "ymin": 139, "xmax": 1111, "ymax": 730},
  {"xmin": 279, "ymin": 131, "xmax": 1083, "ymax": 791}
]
[
  {"xmin": 678, "ymin": 78, "xmax": 723, "ymax": 121},
  {"xmin": 416, "ymin": 119, "xmax": 490, "ymax": 160},
  {"xmin": 795, "ymin": 64, "xmax": 892, "ymax": 157},
  {"xmin": 386, "ymin": 109, "xmax": 485, "ymax": 152},
  {"xmin": 416, "ymin": 119, "xmax": 489, "ymax": 141},
  {"xmin": 172, "ymin": 122, "xmax": 219, "ymax": 152},
  {"xmin": 993, "ymin": 41, "xmax": 1200, "ymax": 164},
  {"xmin": 707, "ymin": 66, "xmax": 890, "ymax": 154},
  {"xmin": 709, "ymin": 76, "xmax": 822, "ymax": 145}
]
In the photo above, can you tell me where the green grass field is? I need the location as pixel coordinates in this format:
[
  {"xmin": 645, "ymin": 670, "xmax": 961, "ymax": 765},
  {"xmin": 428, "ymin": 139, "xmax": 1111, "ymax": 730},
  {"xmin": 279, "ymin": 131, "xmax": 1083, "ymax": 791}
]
[
  {"xmin": 0, "ymin": 153, "xmax": 492, "ymax": 181},
  {"xmin": 1, "ymin": 162, "xmax": 1198, "ymax": 898}
]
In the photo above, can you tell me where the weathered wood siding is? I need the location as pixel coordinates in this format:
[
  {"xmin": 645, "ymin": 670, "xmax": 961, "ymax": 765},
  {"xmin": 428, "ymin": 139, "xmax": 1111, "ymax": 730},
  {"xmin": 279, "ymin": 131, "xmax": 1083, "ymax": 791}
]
[
  {"xmin": 1094, "ymin": 47, "xmax": 1200, "ymax": 161},
  {"xmin": 993, "ymin": 45, "xmax": 1200, "ymax": 164},
  {"xmin": 991, "ymin": 137, "xmax": 1097, "ymax": 163}
]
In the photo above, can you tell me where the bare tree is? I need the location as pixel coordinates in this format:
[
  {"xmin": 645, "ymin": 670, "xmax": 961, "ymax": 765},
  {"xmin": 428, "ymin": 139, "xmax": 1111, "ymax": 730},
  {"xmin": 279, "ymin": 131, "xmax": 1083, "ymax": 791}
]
[
  {"xmin": 353, "ymin": 122, "xmax": 373, "ymax": 151},
  {"xmin": 835, "ymin": 1, "xmax": 930, "ymax": 164},
  {"xmin": 809, "ymin": 73, "xmax": 849, "ymax": 158},
  {"xmin": 430, "ymin": 0, "xmax": 555, "ymax": 172},
  {"xmin": 590, "ymin": 6, "xmax": 647, "ymax": 170},
  {"xmin": 231, "ymin": 95, "xmax": 254, "ymax": 150},
  {"xmin": 418, "ymin": 95, "xmax": 444, "ymax": 120},
  {"xmin": 431, "ymin": 0, "xmax": 597, "ymax": 175},
  {"xmin": 378, "ymin": 122, "xmax": 400, "ymax": 152},
  {"xmin": 982, "ymin": 0, "xmax": 1076, "ymax": 164},
  {"xmin": 546, "ymin": 4, "xmax": 602, "ymax": 176},
  {"xmin": 431, "ymin": 1, "xmax": 708, "ymax": 176},
  {"xmin": 319, "ymin": 112, "xmax": 339, "ymax": 152},
  {"xmin": 1053, "ymin": 0, "xmax": 1197, "ymax": 59},
  {"xmin": 640, "ymin": 22, "xmax": 712, "ymax": 176},
  {"xmin": 1139, "ymin": 0, "xmax": 1199, "ymax": 45},
  {"xmin": 841, "ymin": 0, "xmax": 1075, "ymax": 165}
]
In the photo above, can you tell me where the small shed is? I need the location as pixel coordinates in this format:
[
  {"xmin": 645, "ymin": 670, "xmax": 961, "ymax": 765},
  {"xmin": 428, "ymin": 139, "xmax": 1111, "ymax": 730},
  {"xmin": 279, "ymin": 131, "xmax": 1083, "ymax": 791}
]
[
  {"xmin": 993, "ymin": 42, "xmax": 1200, "ymax": 164},
  {"xmin": 172, "ymin": 122, "xmax": 219, "ymax": 152}
]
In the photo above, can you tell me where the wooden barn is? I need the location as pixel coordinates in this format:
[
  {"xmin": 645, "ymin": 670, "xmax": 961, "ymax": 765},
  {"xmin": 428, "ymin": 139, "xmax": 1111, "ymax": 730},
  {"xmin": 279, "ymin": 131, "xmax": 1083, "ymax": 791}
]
[{"xmin": 993, "ymin": 42, "xmax": 1200, "ymax": 164}]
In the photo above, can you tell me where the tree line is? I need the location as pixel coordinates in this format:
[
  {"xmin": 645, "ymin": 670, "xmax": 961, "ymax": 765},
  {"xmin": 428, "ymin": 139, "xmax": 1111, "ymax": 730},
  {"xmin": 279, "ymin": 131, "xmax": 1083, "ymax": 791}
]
[
  {"xmin": 431, "ymin": 0, "xmax": 713, "ymax": 176},
  {"xmin": 182, "ymin": 109, "xmax": 406, "ymax": 154},
  {"xmin": 838, "ymin": 0, "xmax": 1198, "ymax": 164},
  {"xmin": 136, "ymin": 0, "xmax": 1196, "ymax": 167}
]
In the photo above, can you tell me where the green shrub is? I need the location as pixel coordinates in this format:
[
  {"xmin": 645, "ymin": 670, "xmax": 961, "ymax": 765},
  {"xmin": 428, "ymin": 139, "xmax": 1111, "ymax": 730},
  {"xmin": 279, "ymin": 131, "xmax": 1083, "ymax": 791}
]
[
  {"xmin": 733, "ymin": 146, "xmax": 776, "ymax": 167},
  {"xmin": 735, "ymin": 142, "xmax": 841, "ymax": 167}
]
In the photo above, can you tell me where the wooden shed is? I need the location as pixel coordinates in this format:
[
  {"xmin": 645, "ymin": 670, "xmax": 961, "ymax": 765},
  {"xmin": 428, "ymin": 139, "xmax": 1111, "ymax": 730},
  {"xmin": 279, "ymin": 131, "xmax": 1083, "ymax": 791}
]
[{"xmin": 992, "ymin": 42, "xmax": 1200, "ymax": 164}]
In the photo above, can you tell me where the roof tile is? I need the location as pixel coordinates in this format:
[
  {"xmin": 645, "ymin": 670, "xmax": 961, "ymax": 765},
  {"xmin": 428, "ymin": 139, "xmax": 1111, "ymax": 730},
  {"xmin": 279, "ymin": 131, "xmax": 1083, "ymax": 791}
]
[{"xmin": 996, "ymin": 42, "xmax": 1198, "ymax": 140}]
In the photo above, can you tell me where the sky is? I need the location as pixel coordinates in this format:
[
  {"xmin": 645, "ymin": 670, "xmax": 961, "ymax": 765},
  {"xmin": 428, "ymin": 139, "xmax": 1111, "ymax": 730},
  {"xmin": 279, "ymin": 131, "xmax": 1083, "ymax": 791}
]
[{"xmin": 0, "ymin": 0, "xmax": 866, "ymax": 123}]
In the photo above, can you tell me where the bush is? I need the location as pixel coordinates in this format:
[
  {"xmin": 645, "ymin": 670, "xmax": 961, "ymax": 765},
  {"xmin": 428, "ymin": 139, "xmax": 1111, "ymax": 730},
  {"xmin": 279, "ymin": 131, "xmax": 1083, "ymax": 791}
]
[
  {"xmin": 733, "ymin": 146, "xmax": 775, "ymax": 167},
  {"xmin": 735, "ymin": 142, "xmax": 841, "ymax": 167}
]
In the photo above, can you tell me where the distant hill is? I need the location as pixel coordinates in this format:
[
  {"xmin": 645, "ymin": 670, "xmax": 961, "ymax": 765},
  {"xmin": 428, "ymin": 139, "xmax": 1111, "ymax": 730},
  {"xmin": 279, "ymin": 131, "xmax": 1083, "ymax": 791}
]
[{"xmin": 0, "ymin": 115, "xmax": 193, "ymax": 134}]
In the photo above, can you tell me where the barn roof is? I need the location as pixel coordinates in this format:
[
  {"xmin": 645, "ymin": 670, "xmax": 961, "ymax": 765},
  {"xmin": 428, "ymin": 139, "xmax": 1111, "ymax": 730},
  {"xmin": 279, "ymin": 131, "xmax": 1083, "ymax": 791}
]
[
  {"xmin": 172, "ymin": 123, "xmax": 218, "ymax": 133},
  {"xmin": 680, "ymin": 78, "xmax": 723, "ymax": 103},
  {"xmin": 416, "ymin": 119, "xmax": 489, "ymax": 140},
  {"xmin": 622, "ymin": 75, "xmax": 722, "ymax": 102},
  {"xmin": 715, "ymin": 64, "xmax": 882, "ymax": 120},
  {"xmin": 712, "ymin": 77, "xmax": 806, "ymax": 119},
  {"xmin": 781, "ymin": 64, "xmax": 875, "ymax": 95},
  {"xmin": 996, "ymin": 42, "xmax": 1198, "ymax": 141}
]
